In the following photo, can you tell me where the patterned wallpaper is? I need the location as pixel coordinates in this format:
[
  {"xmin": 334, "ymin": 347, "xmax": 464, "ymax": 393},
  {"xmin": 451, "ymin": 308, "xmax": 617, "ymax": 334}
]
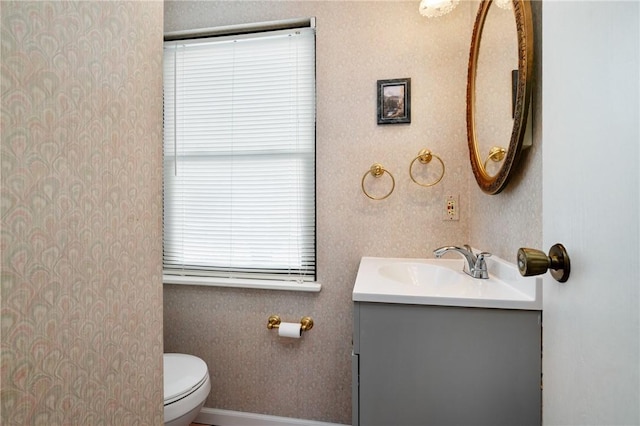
[
  {"xmin": 469, "ymin": 0, "xmax": 542, "ymax": 261},
  {"xmin": 1, "ymin": 1, "xmax": 164, "ymax": 424},
  {"xmin": 164, "ymin": 1, "xmax": 480, "ymax": 424},
  {"xmin": 0, "ymin": 1, "xmax": 541, "ymax": 424}
]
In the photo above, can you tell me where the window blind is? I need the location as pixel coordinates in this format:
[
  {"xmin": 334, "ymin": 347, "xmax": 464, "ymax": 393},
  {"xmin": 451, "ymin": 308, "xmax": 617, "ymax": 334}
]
[{"xmin": 163, "ymin": 26, "xmax": 316, "ymax": 283}]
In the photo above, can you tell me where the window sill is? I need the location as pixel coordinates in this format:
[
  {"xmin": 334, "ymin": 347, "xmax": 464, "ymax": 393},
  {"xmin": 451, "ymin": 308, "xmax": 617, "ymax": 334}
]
[{"xmin": 163, "ymin": 274, "xmax": 321, "ymax": 292}]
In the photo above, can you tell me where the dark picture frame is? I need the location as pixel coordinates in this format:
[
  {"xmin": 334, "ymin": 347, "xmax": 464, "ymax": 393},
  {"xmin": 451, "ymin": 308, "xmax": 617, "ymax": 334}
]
[{"xmin": 377, "ymin": 78, "xmax": 411, "ymax": 125}]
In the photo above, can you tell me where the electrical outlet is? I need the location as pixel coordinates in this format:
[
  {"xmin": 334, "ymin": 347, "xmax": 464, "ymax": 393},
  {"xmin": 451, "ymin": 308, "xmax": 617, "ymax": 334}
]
[{"xmin": 443, "ymin": 195, "xmax": 459, "ymax": 221}]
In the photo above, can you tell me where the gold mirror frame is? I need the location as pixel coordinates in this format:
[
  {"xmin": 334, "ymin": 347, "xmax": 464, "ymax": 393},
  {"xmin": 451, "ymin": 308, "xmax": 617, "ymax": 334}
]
[{"xmin": 467, "ymin": 0, "xmax": 534, "ymax": 194}]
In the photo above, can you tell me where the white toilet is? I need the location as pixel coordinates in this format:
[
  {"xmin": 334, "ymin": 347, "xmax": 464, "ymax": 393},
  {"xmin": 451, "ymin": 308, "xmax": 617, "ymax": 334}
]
[{"xmin": 163, "ymin": 353, "xmax": 211, "ymax": 426}]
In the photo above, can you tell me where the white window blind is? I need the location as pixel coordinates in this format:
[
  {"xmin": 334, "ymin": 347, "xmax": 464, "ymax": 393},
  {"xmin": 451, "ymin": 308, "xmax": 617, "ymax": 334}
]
[{"xmin": 163, "ymin": 26, "xmax": 316, "ymax": 283}]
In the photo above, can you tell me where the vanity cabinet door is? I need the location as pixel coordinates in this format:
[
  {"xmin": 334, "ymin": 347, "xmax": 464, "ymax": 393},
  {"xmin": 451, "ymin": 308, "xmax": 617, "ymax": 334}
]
[{"xmin": 354, "ymin": 302, "xmax": 541, "ymax": 426}]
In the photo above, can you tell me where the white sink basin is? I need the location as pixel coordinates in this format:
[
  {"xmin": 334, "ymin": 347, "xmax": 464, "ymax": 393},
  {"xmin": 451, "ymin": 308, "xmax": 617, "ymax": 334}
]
[
  {"xmin": 378, "ymin": 261, "xmax": 465, "ymax": 288},
  {"xmin": 353, "ymin": 255, "xmax": 542, "ymax": 310}
]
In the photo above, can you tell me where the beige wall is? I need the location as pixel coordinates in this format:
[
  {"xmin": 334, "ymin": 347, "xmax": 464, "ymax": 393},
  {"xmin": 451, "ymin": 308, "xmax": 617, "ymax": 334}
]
[
  {"xmin": 163, "ymin": 1, "xmax": 543, "ymax": 424},
  {"xmin": 1, "ymin": 1, "xmax": 164, "ymax": 424},
  {"xmin": 470, "ymin": 0, "xmax": 543, "ymax": 261},
  {"xmin": 0, "ymin": 1, "xmax": 541, "ymax": 424}
]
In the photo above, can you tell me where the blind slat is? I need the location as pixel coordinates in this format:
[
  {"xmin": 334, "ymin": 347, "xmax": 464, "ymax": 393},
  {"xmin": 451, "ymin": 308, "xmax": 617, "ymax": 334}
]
[{"xmin": 163, "ymin": 25, "xmax": 316, "ymax": 282}]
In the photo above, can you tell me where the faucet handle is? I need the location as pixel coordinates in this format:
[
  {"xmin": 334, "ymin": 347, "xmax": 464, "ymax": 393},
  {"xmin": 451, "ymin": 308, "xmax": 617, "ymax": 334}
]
[
  {"xmin": 476, "ymin": 252, "xmax": 491, "ymax": 260},
  {"xmin": 474, "ymin": 252, "xmax": 491, "ymax": 279},
  {"xmin": 475, "ymin": 252, "xmax": 491, "ymax": 267}
]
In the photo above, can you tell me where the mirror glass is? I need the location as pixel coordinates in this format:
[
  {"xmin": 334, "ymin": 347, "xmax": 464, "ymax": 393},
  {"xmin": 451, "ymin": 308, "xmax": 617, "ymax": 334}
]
[
  {"xmin": 474, "ymin": 4, "xmax": 518, "ymax": 177},
  {"xmin": 467, "ymin": 0, "xmax": 534, "ymax": 194}
]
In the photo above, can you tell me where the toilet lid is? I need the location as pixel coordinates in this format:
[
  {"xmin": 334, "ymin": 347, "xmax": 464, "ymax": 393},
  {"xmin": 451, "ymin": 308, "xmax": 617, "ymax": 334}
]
[{"xmin": 164, "ymin": 353, "xmax": 209, "ymax": 403}]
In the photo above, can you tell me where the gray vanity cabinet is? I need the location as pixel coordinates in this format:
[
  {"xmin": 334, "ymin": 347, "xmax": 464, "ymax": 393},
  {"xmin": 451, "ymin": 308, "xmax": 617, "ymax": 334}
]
[{"xmin": 352, "ymin": 302, "xmax": 541, "ymax": 426}]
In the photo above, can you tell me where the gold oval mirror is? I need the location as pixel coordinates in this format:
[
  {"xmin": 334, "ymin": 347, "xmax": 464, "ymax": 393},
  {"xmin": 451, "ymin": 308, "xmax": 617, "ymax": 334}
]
[{"xmin": 467, "ymin": 0, "xmax": 534, "ymax": 194}]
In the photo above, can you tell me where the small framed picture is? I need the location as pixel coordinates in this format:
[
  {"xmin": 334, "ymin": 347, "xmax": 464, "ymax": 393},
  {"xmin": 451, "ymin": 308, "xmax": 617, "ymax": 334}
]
[{"xmin": 377, "ymin": 78, "xmax": 411, "ymax": 125}]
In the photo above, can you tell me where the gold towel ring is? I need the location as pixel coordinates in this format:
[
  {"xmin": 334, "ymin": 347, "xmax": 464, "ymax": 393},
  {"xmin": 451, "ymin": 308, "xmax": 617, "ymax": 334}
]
[
  {"xmin": 409, "ymin": 149, "xmax": 445, "ymax": 187},
  {"xmin": 483, "ymin": 146, "xmax": 507, "ymax": 170},
  {"xmin": 361, "ymin": 163, "xmax": 395, "ymax": 200}
]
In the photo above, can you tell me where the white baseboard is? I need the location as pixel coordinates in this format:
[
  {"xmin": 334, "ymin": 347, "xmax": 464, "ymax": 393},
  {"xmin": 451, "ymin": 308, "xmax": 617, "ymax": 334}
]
[{"xmin": 195, "ymin": 407, "xmax": 349, "ymax": 426}]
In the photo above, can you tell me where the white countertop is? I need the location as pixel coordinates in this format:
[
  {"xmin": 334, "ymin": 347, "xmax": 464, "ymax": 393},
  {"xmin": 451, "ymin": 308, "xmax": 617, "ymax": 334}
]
[{"xmin": 352, "ymin": 255, "xmax": 542, "ymax": 310}]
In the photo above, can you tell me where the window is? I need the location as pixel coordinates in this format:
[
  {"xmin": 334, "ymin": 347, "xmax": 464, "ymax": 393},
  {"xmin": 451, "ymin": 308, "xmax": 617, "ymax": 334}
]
[{"xmin": 162, "ymin": 21, "xmax": 316, "ymax": 288}]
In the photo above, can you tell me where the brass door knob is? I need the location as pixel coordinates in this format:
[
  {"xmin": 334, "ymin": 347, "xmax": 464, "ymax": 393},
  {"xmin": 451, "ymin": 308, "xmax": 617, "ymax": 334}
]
[{"xmin": 517, "ymin": 243, "xmax": 571, "ymax": 283}]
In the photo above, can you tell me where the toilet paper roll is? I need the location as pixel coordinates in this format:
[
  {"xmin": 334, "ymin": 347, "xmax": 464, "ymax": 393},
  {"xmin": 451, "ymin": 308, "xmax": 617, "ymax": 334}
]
[{"xmin": 278, "ymin": 322, "xmax": 302, "ymax": 338}]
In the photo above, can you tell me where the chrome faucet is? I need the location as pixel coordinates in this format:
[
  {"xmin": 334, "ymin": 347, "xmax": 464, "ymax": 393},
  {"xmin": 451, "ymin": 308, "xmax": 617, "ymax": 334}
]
[{"xmin": 433, "ymin": 245, "xmax": 491, "ymax": 279}]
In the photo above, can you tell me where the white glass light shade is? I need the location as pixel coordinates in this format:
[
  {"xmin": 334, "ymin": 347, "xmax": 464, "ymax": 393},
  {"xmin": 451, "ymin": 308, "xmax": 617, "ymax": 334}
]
[
  {"xmin": 495, "ymin": 0, "xmax": 513, "ymax": 10},
  {"xmin": 419, "ymin": 0, "xmax": 459, "ymax": 18}
]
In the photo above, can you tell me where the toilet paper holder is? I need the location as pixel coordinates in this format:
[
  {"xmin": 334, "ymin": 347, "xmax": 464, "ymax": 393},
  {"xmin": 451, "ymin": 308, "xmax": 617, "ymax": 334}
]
[{"xmin": 267, "ymin": 315, "xmax": 314, "ymax": 332}]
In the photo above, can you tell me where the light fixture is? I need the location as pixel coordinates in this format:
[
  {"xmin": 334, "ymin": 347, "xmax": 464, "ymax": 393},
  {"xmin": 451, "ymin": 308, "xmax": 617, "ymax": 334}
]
[
  {"xmin": 495, "ymin": 0, "xmax": 513, "ymax": 10},
  {"xmin": 419, "ymin": 0, "xmax": 459, "ymax": 18}
]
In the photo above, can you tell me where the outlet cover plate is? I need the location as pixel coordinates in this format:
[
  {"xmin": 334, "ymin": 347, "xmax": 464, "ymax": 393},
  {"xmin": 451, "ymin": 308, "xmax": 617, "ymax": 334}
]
[{"xmin": 444, "ymin": 194, "xmax": 459, "ymax": 221}]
